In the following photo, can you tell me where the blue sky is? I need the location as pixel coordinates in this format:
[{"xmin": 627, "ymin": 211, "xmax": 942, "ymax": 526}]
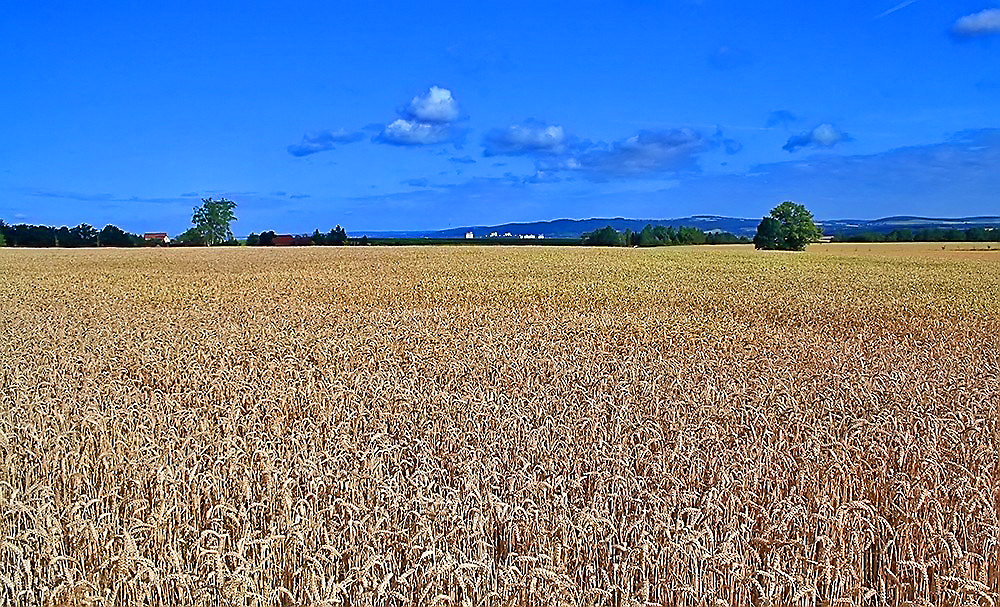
[{"xmin": 1, "ymin": 0, "xmax": 998, "ymax": 234}]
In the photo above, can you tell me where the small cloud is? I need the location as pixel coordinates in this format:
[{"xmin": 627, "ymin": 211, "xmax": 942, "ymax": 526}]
[
  {"xmin": 708, "ymin": 45, "xmax": 752, "ymax": 70},
  {"xmin": 375, "ymin": 119, "xmax": 456, "ymax": 146},
  {"xmin": 402, "ymin": 178, "xmax": 430, "ymax": 187},
  {"xmin": 766, "ymin": 110, "xmax": 798, "ymax": 128},
  {"xmin": 449, "ymin": 155, "xmax": 476, "ymax": 164},
  {"xmin": 403, "ymin": 86, "xmax": 460, "ymax": 123},
  {"xmin": 289, "ymin": 194, "xmax": 311, "ymax": 199},
  {"xmin": 783, "ymin": 123, "xmax": 852, "ymax": 152},
  {"xmin": 723, "ymin": 139, "xmax": 743, "ymax": 154},
  {"xmin": 287, "ymin": 129, "xmax": 363, "ymax": 157},
  {"xmin": 953, "ymin": 8, "xmax": 1000, "ymax": 37},
  {"xmin": 270, "ymin": 191, "xmax": 288, "ymax": 197},
  {"xmin": 180, "ymin": 192, "xmax": 199, "ymax": 197},
  {"xmin": 483, "ymin": 120, "xmax": 571, "ymax": 156}
]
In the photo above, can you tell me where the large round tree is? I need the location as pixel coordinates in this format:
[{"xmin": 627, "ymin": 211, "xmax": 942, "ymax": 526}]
[{"xmin": 754, "ymin": 201, "xmax": 822, "ymax": 251}]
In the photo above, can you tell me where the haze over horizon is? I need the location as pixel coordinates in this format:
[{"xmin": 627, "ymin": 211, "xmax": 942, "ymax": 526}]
[{"xmin": 2, "ymin": 1, "xmax": 998, "ymax": 235}]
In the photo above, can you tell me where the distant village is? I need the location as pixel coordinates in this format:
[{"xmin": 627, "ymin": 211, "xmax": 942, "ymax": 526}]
[{"xmin": 465, "ymin": 231, "xmax": 545, "ymax": 240}]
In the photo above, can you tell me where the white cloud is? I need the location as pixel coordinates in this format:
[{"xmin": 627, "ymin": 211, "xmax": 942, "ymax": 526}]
[
  {"xmin": 404, "ymin": 86, "xmax": 460, "ymax": 123},
  {"xmin": 376, "ymin": 119, "xmax": 454, "ymax": 146},
  {"xmin": 953, "ymin": 8, "xmax": 1000, "ymax": 37}
]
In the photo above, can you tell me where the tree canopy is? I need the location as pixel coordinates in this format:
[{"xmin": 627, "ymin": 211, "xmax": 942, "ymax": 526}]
[
  {"xmin": 754, "ymin": 201, "xmax": 822, "ymax": 251},
  {"xmin": 191, "ymin": 197, "xmax": 237, "ymax": 246}
]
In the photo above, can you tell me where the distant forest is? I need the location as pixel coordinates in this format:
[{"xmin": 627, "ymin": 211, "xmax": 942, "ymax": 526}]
[
  {"xmin": 583, "ymin": 224, "xmax": 750, "ymax": 246},
  {"xmin": 832, "ymin": 227, "xmax": 999, "ymax": 243}
]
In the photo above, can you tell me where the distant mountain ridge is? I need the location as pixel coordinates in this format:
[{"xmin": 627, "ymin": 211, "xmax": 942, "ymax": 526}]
[{"xmin": 358, "ymin": 215, "xmax": 1000, "ymax": 239}]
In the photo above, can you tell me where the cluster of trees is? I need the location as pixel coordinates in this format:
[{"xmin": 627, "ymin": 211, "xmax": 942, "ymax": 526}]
[
  {"xmin": 833, "ymin": 227, "xmax": 998, "ymax": 243},
  {"xmin": 582, "ymin": 224, "xmax": 750, "ymax": 246},
  {"xmin": 246, "ymin": 226, "xmax": 349, "ymax": 246},
  {"xmin": 753, "ymin": 202, "xmax": 823, "ymax": 251},
  {"xmin": 0, "ymin": 221, "xmax": 147, "ymax": 247}
]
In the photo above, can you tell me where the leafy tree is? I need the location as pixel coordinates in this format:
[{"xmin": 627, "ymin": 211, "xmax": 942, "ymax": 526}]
[
  {"xmin": 98, "ymin": 224, "xmax": 137, "ymax": 247},
  {"xmin": 637, "ymin": 225, "xmax": 658, "ymax": 247},
  {"xmin": 56, "ymin": 223, "xmax": 99, "ymax": 247},
  {"xmin": 582, "ymin": 225, "xmax": 625, "ymax": 246},
  {"xmin": 8, "ymin": 224, "xmax": 58, "ymax": 247},
  {"xmin": 327, "ymin": 225, "xmax": 348, "ymax": 245},
  {"xmin": 0, "ymin": 231, "xmax": 5, "ymax": 247},
  {"xmin": 173, "ymin": 227, "xmax": 205, "ymax": 246},
  {"xmin": 246, "ymin": 232, "xmax": 260, "ymax": 246},
  {"xmin": 259, "ymin": 231, "xmax": 275, "ymax": 246},
  {"xmin": 754, "ymin": 217, "xmax": 784, "ymax": 250},
  {"xmin": 755, "ymin": 202, "xmax": 821, "ymax": 251},
  {"xmin": 191, "ymin": 197, "xmax": 237, "ymax": 245}
]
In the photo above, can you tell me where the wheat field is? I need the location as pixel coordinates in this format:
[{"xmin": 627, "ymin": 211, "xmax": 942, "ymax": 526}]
[{"xmin": 1, "ymin": 244, "xmax": 998, "ymax": 606}]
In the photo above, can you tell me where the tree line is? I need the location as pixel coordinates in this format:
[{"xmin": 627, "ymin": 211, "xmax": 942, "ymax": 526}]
[
  {"xmin": 0, "ymin": 198, "xmax": 352, "ymax": 247},
  {"xmin": 582, "ymin": 224, "xmax": 751, "ymax": 246},
  {"xmin": 832, "ymin": 227, "xmax": 998, "ymax": 243},
  {"xmin": 246, "ymin": 226, "xmax": 348, "ymax": 246},
  {"xmin": 0, "ymin": 221, "xmax": 149, "ymax": 247}
]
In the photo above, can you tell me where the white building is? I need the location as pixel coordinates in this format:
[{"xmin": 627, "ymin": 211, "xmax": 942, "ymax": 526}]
[
  {"xmin": 488, "ymin": 232, "xmax": 499, "ymax": 238},
  {"xmin": 465, "ymin": 231, "xmax": 474, "ymax": 239}
]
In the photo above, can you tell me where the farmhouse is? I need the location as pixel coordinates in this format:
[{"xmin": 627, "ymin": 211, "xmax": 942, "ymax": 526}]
[
  {"xmin": 465, "ymin": 231, "xmax": 474, "ymax": 239},
  {"xmin": 143, "ymin": 232, "xmax": 169, "ymax": 243},
  {"xmin": 272, "ymin": 234, "xmax": 295, "ymax": 246}
]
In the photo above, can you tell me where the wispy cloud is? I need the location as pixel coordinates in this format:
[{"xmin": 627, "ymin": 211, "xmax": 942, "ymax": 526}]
[
  {"xmin": 483, "ymin": 120, "xmax": 572, "ymax": 157},
  {"xmin": 287, "ymin": 129, "xmax": 363, "ymax": 157},
  {"xmin": 542, "ymin": 128, "xmax": 716, "ymax": 178},
  {"xmin": 375, "ymin": 119, "xmax": 456, "ymax": 146},
  {"xmin": 875, "ymin": 0, "xmax": 919, "ymax": 19}
]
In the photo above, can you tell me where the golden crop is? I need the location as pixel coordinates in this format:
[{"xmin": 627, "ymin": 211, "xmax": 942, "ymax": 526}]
[{"xmin": 1, "ymin": 243, "xmax": 998, "ymax": 606}]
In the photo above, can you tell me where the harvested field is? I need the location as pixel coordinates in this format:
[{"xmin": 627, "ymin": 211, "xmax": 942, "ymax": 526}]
[{"xmin": 1, "ymin": 244, "xmax": 998, "ymax": 605}]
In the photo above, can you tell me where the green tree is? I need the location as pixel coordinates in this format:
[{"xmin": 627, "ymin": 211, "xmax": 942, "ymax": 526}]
[
  {"xmin": 582, "ymin": 225, "xmax": 624, "ymax": 246},
  {"xmin": 98, "ymin": 224, "xmax": 136, "ymax": 247},
  {"xmin": 173, "ymin": 227, "xmax": 204, "ymax": 246},
  {"xmin": 637, "ymin": 225, "xmax": 658, "ymax": 247},
  {"xmin": 0, "ymin": 231, "xmax": 5, "ymax": 247},
  {"xmin": 755, "ymin": 201, "xmax": 822, "ymax": 251},
  {"xmin": 753, "ymin": 217, "xmax": 784, "ymax": 250},
  {"xmin": 246, "ymin": 232, "xmax": 260, "ymax": 246},
  {"xmin": 328, "ymin": 225, "xmax": 348, "ymax": 245},
  {"xmin": 191, "ymin": 197, "xmax": 237, "ymax": 245}
]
